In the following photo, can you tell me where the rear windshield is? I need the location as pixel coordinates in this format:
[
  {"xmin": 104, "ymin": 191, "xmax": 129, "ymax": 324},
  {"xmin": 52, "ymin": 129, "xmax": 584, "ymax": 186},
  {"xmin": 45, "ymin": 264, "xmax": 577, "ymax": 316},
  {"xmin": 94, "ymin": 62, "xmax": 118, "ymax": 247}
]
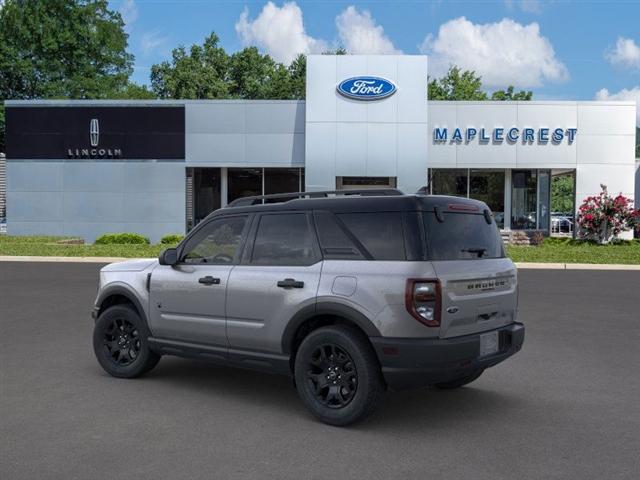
[{"xmin": 423, "ymin": 212, "xmax": 504, "ymax": 260}]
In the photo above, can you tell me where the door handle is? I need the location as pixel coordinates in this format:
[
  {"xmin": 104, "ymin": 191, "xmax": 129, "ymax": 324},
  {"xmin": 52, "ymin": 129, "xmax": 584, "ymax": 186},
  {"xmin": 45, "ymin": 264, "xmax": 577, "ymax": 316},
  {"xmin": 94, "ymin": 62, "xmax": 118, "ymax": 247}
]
[
  {"xmin": 198, "ymin": 276, "xmax": 221, "ymax": 285},
  {"xmin": 277, "ymin": 278, "xmax": 304, "ymax": 288}
]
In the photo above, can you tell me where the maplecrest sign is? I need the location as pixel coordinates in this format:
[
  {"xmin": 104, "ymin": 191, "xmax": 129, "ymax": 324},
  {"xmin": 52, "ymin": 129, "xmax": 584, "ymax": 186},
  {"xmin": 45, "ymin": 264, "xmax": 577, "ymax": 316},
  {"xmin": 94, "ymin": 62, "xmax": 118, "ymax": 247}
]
[{"xmin": 433, "ymin": 127, "xmax": 577, "ymax": 144}]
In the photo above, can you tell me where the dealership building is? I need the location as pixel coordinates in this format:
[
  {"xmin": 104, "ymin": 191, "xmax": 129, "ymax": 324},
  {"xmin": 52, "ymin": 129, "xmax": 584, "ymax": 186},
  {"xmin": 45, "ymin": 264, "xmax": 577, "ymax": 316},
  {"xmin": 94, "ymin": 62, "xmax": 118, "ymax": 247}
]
[{"xmin": 3, "ymin": 55, "xmax": 638, "ymax": 242}]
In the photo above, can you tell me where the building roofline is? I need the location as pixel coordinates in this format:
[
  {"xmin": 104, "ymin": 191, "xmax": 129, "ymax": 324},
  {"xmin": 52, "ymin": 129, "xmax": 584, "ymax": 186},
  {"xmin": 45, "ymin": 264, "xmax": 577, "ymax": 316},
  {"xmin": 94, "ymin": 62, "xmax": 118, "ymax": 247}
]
[
  {"xmin": 3, "ymin": 99, "xmax": 305, "ymax": 107},
  {"xmin": 427, "ymin": 100, "xmax": 636, "ymax": 106}
]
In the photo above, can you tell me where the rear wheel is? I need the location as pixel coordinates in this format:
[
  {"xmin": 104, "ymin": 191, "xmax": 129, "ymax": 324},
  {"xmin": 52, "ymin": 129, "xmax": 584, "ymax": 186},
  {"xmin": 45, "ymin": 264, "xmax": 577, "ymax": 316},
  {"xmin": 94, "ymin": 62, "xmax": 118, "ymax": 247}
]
[
  {"xmin": 294, "ymin": 325, "xmax": 384, "ymax": 426},
  {"xmin": 434, "ymin": 369, "xmax": 484, "ymax": 389},
  {"xmin": 93, "ymin": 304, "xmax": 160, "ymax": 378}
]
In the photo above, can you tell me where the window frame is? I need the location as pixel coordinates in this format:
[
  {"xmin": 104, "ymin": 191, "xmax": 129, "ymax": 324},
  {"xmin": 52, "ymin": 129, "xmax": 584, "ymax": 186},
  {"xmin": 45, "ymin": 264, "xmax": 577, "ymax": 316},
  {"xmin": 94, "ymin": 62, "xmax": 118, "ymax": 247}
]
[
  {"xmin": 241, "ymin": 211, "xmax": 322, "ymax": 267},
  {"xmin": 176, "ymin": 213, "xmax": 252, "ymax": 266}
]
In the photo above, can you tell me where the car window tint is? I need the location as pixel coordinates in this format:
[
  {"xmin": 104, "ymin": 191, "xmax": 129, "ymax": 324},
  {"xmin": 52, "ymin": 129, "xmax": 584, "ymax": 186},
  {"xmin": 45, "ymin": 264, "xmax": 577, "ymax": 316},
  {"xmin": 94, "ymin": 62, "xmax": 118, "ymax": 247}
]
[
  {"xmin": 424, "ymin": 212, "xmax": 504, "ymax": 260},
  {"xmin": 251, "ymin": 214, "xmax": 318, "ymax": 266},
  {"xmin": 314, "ymin": 211, "xmax": 365, "ymax": 260},
  {"xmin": 336, "ymin": 212, "xmax": 406, "ymax": 261},
  {"xmin": 182, "ymin": 216, "xmax": 247, "ymax": 264}
]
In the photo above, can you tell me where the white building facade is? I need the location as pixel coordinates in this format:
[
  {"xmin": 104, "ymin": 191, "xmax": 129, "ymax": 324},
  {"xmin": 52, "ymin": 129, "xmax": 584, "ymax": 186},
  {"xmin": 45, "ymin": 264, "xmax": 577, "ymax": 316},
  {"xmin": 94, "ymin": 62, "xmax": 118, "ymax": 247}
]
[{"xmin": 3, "ymin": 54, "xmax": 637, "ymax": 241}]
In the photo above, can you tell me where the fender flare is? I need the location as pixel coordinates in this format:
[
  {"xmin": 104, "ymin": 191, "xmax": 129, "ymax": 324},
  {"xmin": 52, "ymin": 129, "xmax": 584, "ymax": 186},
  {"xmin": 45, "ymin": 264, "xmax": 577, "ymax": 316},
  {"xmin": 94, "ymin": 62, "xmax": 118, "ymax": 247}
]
[
  {"xmin": 281, "ymin": 302, "xmax": 381, "ymax": 354},
  {"xmin": 95, "ymin": 284, "xmax": 148, "ymax": 326}
]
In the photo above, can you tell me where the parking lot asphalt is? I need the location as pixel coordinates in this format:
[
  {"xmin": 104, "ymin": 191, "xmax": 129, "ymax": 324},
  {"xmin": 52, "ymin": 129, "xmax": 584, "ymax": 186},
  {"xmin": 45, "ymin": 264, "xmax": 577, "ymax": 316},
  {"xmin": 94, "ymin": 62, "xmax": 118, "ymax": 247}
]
[{"xmin": 1, "ymin": 262, "xmax": 639, "ymax": 480}]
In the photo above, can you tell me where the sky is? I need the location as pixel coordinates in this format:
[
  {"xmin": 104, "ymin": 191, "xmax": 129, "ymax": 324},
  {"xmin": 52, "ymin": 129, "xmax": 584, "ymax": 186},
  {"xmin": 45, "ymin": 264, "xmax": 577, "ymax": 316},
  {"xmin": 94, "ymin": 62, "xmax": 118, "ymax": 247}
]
[{"xmin": 112, "ymin": 0, "xmax": 640, "ymax": 123}]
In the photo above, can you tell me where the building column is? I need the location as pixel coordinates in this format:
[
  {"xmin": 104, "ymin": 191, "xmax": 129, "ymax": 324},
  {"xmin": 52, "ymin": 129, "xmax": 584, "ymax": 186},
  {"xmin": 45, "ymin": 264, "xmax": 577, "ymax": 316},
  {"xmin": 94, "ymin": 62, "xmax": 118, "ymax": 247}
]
[{"xmin": 221, "ymin": 167, "xmax": 228, "ymax": 207}]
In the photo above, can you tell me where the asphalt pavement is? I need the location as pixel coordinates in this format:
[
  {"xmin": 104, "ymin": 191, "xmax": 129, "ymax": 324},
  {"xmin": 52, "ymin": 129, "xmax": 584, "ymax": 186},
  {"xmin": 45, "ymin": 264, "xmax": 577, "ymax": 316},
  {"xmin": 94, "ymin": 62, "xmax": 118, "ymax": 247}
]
[{"xmin": 1, "ymin": 262, "xmax": 639, "ymax": 479}]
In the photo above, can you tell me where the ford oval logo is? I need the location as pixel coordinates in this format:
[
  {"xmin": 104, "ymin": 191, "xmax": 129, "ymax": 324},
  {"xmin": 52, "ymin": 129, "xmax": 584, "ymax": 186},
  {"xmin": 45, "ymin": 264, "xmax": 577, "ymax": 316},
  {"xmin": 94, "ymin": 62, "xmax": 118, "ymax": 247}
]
[{"xmin": 337, "ymin": 76, "xmax": 397, "ymax": 101}]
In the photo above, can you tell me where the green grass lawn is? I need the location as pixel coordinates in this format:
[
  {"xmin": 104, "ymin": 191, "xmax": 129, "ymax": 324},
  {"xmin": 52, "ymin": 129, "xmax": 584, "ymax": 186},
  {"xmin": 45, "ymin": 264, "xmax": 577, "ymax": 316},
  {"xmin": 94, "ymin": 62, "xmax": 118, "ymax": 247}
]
[{"xmin": 1, "ymin": 235, "xmax": 639, "ymax": 264}]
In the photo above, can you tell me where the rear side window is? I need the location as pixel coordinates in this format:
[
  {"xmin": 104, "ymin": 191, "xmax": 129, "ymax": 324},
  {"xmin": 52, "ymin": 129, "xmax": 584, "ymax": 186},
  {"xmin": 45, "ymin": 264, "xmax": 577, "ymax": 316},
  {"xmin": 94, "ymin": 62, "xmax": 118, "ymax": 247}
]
[
  {"xmin": 251, "ymin": 213, "xmax": 319, "ymax": 266},
  {"xmin": 424, "ymin": 212, "xmax": 504, "ymax": 260},
  {"xmin": 336, "ymin": 212, "xmax": 406, "ymax": 261}
]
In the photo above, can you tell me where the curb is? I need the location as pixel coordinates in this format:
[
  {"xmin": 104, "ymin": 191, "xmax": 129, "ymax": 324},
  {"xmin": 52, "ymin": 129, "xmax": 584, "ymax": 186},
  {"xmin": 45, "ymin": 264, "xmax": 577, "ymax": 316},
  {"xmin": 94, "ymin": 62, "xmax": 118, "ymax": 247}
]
[
  {"xmin": 0, "ymin": 255, "xmax": 130, "ymax": 263},
  {"xmin": 1, "ymin": 256, "xmax": 639, "ymax": 270}
]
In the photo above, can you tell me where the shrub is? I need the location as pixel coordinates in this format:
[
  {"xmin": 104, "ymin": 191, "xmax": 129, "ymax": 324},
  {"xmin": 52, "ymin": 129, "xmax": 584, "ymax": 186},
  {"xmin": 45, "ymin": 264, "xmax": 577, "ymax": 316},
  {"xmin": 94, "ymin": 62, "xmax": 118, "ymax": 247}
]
[
  {"xmin": 576, "ymin": 184, "xmax": 639, "ymax": 244},
  {"xmin": 95, "ymin": 233, "xmax": 150, "ymax": 245},
  {"xmin": 160, "ymin": 234, "xmax": 184, "ymax": 245}
]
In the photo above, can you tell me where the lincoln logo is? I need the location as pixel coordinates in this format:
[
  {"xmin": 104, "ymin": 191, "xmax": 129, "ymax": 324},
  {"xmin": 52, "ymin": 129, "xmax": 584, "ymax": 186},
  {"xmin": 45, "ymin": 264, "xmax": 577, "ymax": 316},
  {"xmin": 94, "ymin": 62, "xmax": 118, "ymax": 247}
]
[
  {"xmin": 67, "ymin": 118, "xmax": 122, "ymax": 158},
  {"xmin": 337, "ymin": 76, "xmax": 397, "ymax": 100},
  {"xmin": 90, "ymin": 119, "xmax": 99, "ymax": 147}
]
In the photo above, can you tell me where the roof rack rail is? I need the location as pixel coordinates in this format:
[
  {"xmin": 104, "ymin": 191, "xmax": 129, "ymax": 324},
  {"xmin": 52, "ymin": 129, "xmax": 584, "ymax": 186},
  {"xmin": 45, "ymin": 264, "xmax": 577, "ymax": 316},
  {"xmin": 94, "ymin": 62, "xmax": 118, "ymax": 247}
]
[{"xmin": 225, "ymin": 188, "xmax": 404, "ymax": 208}]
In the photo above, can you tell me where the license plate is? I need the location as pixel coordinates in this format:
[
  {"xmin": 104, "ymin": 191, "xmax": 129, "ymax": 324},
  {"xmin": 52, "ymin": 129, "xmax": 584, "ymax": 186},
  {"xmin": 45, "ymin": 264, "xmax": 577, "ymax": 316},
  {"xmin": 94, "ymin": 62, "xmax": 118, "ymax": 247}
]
[{"xmin": 480, "ymin": 331, "xmax": 499, "ymax": 357}]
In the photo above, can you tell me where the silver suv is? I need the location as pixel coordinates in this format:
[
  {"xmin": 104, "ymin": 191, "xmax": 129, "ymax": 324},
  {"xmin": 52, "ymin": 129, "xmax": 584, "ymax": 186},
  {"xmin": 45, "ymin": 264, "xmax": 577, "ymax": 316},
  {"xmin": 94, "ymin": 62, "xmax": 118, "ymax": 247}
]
[{"xmin": 92, "ymin": 190, "xmax": 524, "ymax": 426}]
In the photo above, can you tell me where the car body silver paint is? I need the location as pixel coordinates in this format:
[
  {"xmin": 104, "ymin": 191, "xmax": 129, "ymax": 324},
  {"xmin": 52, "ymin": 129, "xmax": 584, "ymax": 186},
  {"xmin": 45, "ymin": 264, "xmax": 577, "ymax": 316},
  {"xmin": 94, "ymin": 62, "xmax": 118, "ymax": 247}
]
[{"xmin": 94, "ymin": 233, "xmax": 519, "ymax": 352}]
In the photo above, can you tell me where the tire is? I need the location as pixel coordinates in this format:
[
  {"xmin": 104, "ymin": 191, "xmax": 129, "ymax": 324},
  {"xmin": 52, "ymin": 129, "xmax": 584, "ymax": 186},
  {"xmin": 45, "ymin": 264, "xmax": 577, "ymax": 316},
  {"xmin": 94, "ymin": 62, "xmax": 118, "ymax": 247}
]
[
  {"xmin": 434, "ymin": 369, "xmax": 484, "ymax": 390},
  {"xmin": 294, "ymin": 325, "xmax": 384, "ymax": 426},
  {"xmin": 93, "ymin": 304, "xmax": 160, "ymax": 378}
]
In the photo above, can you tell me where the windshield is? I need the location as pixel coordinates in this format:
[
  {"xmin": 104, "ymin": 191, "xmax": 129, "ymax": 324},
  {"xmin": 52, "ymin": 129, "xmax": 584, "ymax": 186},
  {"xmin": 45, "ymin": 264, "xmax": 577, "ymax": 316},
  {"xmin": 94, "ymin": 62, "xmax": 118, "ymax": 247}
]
[{"xmin": 423, "ymin": 212, "xmax": 505, "ymax": 261}]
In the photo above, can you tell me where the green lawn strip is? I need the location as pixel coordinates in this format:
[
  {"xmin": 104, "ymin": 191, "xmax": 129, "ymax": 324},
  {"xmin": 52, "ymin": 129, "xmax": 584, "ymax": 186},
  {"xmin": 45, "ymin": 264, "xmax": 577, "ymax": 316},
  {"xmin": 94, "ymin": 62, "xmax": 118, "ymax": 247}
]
[
  {"xmin": 507, "ymin": 243, "xmax": 640, "ymax": 264},
  {"xmin": 1, "ymin": 236, "xmax": 639, "ymax": 264}
]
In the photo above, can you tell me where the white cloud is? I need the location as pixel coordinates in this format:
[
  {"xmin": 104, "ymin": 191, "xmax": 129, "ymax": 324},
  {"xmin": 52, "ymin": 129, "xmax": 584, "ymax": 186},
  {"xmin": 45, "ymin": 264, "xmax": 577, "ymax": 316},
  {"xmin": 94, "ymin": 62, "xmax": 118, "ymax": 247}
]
[
  {"xmin": 335, "ymin": 6, "xmax": 401, "ymax": 55},
  {"xmin": 595, "ymin": 87, "xmax": 640, "ymax": 124},
  {"xmin": 504, "ymin": 0, "xmax": 542, "ymax": 14},
  {"xmin": 140, "ymin": 30, "xmax": 168, "ymax": 56},
  {"xmin": 119, "ymin": 0, "xmax": 138, "ymax": 33},
  {"xmin": 235, "ymin": 1, "xmax": 327, "ymax": 64},
  {"xmin": 420, "ymin": 17, "xmax": 568, "ymax": 88},
  {"xmin": 605, "ymin": 37, "xmax": 640, "ymax": 70}
]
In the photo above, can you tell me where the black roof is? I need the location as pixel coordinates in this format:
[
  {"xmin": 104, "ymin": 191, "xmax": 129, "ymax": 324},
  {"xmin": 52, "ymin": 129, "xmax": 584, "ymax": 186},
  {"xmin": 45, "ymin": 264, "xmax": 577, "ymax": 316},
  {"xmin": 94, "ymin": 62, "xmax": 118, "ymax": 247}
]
[{"xmin": 212, "ymin": 193, "xmax": 490, "ymax": 218}]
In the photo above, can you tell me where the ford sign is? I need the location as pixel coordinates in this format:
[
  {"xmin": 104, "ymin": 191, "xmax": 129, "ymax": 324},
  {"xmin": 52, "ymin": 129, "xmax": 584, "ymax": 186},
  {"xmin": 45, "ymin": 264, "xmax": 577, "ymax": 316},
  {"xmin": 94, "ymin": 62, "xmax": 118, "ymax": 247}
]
[{"xmin": 337, "ymin": 77, "xmax": 397, "ymax": 101}]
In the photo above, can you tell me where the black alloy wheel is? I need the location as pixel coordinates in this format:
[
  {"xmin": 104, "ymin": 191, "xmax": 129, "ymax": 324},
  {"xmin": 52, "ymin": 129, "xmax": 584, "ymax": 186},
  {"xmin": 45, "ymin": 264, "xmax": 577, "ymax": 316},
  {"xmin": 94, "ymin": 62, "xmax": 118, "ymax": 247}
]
[
  {"xmin": 93, "ymin": 304, "xmax": 161, "ymax": 378},
  {"xmin": 102, "ymin": 317, "xmax": 141, "ymax": 366},
  {"xmin": 306, "ymin": 344, "xmax": 358, "ymax": 408}
]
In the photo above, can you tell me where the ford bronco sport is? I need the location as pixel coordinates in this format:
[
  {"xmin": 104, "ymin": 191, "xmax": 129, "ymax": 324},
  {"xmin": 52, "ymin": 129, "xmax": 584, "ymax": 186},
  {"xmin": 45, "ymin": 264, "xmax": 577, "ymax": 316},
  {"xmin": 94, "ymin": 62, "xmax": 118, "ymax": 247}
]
[{"xmin": 92, "ymin": 189, "xmax": 524, "ymax": 426}]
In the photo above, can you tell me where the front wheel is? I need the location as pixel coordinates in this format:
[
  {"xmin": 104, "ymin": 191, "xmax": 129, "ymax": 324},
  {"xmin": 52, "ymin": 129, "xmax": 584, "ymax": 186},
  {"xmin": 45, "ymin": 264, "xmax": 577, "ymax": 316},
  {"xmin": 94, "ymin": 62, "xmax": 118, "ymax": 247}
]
[
  {"xmin": 294, "ymin": 325, "xmax": 384, "ymax": 426},
  {"xmin": 93, "ymin": 304, "xmax": 160, "ymax": 378}
]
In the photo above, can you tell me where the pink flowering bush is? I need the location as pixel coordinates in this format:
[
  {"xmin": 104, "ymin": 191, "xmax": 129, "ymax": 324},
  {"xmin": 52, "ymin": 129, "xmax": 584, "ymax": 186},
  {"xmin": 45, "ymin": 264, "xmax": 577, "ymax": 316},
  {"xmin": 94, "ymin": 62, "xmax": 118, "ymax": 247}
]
[{"xmin": 577, "ymin": 185, "xmax": 639, "ymax": 244}]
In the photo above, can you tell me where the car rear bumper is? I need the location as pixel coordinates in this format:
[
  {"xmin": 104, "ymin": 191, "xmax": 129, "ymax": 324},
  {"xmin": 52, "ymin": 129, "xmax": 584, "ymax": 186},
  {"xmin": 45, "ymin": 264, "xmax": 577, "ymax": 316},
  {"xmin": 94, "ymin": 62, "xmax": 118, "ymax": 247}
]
[{"xmin": 370, "ymin": 322, "xmax": 525, "ymax": 390}]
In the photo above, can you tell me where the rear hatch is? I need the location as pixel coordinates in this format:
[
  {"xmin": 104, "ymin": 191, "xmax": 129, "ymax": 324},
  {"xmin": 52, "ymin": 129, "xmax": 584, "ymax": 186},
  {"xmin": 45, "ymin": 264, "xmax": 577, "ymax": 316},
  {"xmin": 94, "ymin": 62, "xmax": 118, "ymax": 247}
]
[{"xmin": 423, "ymin": 208, "xmax": 517, "ymax": 339}]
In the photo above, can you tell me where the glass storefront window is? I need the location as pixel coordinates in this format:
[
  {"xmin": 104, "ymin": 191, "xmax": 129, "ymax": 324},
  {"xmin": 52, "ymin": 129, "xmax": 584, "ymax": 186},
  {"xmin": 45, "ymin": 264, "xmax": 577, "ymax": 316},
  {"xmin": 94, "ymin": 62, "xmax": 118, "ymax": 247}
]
[
  {"xmin": 193, "ymin": 168, "xmax": 221, "ymax": 225},
  {"xmin": 430, "ymin": 169, "xmax": 468, "ymax": 197},
  {"xmin": 511, "ymin": 170, "xmax": 537, "ymax": 230},
  {"xmin": 228, "ymin": 168, "xmax": 263, "ymax": 203},
  {"xmin": 537, "ymin": 170, "xmax": 551, "ymax": 232},
  {"xmin": 469, "ymin": 170, "xmax": 505, "ymax": 229},
  {"xmin": 264, "ymin": 168, "xmax": 301, "ymax": 195}
]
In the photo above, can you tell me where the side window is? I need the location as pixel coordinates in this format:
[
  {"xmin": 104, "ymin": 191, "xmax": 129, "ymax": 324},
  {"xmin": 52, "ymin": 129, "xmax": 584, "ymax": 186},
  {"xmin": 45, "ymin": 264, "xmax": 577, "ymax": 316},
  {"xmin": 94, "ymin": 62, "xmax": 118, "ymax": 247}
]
[
  {"xmin": 181, "ymin": 216, "xmax": 247, "ymax": 264},
  {"xmin": 251, "ymin": 213, "xmax": 319, "ymax": 266},
  {"xmin": 336, "ymin": 212, "xmax": 406, "ymax": 261},
  {"xmin": 314, "ymin": 211, "xmax": 365, "ymax": 260}
]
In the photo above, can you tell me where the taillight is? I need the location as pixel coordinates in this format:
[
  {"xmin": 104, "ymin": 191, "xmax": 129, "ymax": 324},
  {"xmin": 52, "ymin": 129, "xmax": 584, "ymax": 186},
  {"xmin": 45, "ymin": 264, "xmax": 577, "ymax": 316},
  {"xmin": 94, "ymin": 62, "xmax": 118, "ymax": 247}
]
[{"xmin": 405, "ymin": 279, "xmax": 441, "ymax": 327}]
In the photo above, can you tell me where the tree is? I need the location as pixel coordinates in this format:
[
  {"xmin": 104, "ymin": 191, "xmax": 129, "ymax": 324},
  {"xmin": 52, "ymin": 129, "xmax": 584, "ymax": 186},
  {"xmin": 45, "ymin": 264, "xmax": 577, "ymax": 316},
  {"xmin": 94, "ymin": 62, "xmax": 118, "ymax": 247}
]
[
  {"xmin": 150, "ymin": 33, "xmax": 230, "ymax": 99},
  {"xmin": 428, "ymin": 66, "xmax": 533, "ymax": 102},
  {"xmin": 288, "ymin": 54, "xmax": 306, "ymax": 100},
  {"xmin": 428, "ymin": 67, "xmax": 487, "ymax": 101},
  {"xmin": 551, "ymin": 174, "xmax": 575, "ymax": 213},
  {"xmin": 491, "ymin": 86, "xmax": 533, "ymax": 101},
  {"xmin": 0, "ymin": 0, "xmax": 139, "ymax": 151}
]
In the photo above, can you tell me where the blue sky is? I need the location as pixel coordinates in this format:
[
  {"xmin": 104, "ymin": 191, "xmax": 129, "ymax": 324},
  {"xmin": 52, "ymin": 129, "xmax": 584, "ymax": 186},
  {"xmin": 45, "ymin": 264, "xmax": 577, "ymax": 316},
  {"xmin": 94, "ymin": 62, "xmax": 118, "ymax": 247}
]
[{"xmin": 113, "ymin": 0, "xmax": 640, "ymax": 121}]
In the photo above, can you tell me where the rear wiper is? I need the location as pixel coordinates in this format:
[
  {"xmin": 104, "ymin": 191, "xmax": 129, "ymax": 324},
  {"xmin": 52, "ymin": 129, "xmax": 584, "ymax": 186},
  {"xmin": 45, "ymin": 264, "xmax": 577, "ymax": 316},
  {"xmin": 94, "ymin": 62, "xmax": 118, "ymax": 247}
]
[{"xmin": 461, "ymin": 248, "xmax": 487, "ymax": 257}]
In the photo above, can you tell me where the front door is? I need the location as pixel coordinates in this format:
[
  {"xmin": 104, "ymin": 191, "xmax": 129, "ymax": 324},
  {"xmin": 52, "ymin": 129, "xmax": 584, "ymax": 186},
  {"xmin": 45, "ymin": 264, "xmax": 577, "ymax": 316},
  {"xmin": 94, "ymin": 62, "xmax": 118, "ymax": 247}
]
[
  {"xmin": 149, "ymin": 215, "xmax": 250, "ymax": 346},
  {"xmin": 226, "ymin": 212, "xmax": 322, "ymax": 354}
]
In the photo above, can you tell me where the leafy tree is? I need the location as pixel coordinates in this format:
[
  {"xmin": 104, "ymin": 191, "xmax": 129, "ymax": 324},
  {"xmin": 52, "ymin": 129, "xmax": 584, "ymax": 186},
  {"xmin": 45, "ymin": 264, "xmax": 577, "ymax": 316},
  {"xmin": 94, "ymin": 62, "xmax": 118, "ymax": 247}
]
[
  {"xmin": 0, "ymin": 0, "xmax": 138, "ymax": 151},
  {"xmin": 288, "ymin": 54, "xmax": 306, "ymax": 100},
  {"xmin": 150, "ymin": 33, "xmax": 230, "ymax": 99},
  {"xmin": 428, "ymin": 66, "xmax": 533, "ymax": 102},
  {"xmin": 428, "ymin": 66, "xmax": 488, "ymax": 101},
  {"xmin": 551, "ymin": 174, "xmax": 575, "ymax": 213},
  {"xmin": 636, "ymin": 127, "xmax": 639, "ymax": 158},
  {"xmin": 491, "ymin": 86, "xmax": 533, "ymax": 101}
]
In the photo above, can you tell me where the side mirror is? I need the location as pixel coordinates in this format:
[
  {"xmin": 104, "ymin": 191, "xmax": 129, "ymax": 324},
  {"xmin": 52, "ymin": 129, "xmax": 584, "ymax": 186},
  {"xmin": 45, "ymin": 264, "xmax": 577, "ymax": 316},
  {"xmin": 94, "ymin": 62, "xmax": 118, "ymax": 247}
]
[{"xmin": 159, "ymin": 247, "xmax": 178, "ymax": 266}]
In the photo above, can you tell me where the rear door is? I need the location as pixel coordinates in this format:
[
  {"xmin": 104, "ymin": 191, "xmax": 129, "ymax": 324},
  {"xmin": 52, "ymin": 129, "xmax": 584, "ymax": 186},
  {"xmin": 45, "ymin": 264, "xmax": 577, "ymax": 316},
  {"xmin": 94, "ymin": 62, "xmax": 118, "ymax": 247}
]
[
  {"xmin": 424, "ymin": 210, "xmax": 517, "ymax": 339},
  {"xmin": 226, "ymin": 212, "xmax": 322, "ymax": 354}
]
